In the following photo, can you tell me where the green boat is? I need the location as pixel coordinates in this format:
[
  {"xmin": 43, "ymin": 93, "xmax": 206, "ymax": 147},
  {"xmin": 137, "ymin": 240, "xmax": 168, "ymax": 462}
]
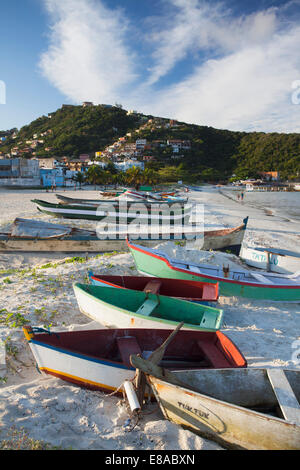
[
  {"xmin": 32, "ymin": 199, "xmax": 191, "ymax": 223},
  {"xmin": 73, "ymin": 282, "xmax": 224, "ymax": 332},
  {"xmin": 127, "ymin": 240, "xmax": 300, "ymax": 301}
]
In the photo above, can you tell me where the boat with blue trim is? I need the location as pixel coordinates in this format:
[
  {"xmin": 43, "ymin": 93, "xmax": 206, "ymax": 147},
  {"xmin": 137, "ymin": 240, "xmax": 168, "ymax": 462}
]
[{"xmin": 23, "ymin": 325, "xmax": 246, "ymax": 394}]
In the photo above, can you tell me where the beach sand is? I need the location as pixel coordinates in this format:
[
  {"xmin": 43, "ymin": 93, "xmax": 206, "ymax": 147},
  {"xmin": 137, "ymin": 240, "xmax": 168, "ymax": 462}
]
[{"xmin": 0, "ymin": 185, "xmax": 299, "ymax": 451}]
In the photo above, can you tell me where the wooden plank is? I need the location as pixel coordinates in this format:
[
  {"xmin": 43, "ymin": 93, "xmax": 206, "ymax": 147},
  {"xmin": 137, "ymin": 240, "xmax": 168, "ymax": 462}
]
[
  {"xmin": 197, "ymin": 340, "xmax": 229, "ymax": 368},
  {"xmin": 143, "ymin": 280, "xmax": 162, "ymax": 295},
  {"xmin": 117, "ymin": 336, "xmax": 142, "ymax": 368},
  {"xmin": 267, "ymin": 369, "xmax": 300, "ymax": 425},
  {"xmin": 136, "ymin": 298, "xmax": 159, "ymax": 316}
]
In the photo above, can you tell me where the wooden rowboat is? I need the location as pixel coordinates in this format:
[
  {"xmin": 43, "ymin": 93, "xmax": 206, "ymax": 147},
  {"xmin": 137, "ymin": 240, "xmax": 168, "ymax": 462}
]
[
  {"xmin": 127, "ymin": 240, "xmax": 300, "ymax": 300},
  {"xmin": 73, "ymin": 283, "xmax": 224, "ymax": 332},
  {"xmin": 0, "ymin": 217, "xmax": 244, "ymax": 253},
  {"xmin": 23, "ymin": 326, "xmax": 246, "ymax": 394},
  {"xmin": 88, "ymin": 273, "xmax": 219, "ymax": 303},
  {"xmin": 55, "ymin": 194, "xmax": 180, "ymax": 207},
  {"xmin": 131, "ymin": 355, "xmax": 300, "ymax": 450},
  {"xmin": 240, "ymin": 244, "xmax": 300, "ymax": 274},
  {"xmin": 32, "ymin": 199, "xmax": 192, "ymax": 223}
]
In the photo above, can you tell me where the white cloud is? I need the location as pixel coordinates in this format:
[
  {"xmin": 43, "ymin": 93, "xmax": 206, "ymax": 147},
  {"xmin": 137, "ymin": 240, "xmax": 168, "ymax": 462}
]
[
  {"xmin": 39, "ymin": 0, "xmax": 138, "ymax": 105},
  {"xmin": 145, "ymin": 1, "xmax": 278, "ymax": 86},
  {"xmin": 39, "ymin": 0, "xmax": 300, "ymax": 132},
  {"xmin": 145, "ymin": 30, "xmax": 300, "ymax": 132}
]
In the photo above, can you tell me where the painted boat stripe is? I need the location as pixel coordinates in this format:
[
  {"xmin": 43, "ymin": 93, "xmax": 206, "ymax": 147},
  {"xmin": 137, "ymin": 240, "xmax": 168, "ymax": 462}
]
[
  {"xmin": 39, "ymin": 367, "xmax": 116, "ymax": 391},
  {"xmin": 90, "ymin": 277, "xmax": 125, "ymax": 289},
  {"xmin": 128, "ymin": 241, "xmax": 299, "ymax": 289},
  {"xmin": 31, "ymin": 340, "xmax": 132, "ymax": 370}
]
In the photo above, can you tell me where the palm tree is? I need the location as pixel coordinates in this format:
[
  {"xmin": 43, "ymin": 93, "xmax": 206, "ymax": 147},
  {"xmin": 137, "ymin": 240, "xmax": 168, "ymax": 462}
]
[
  {"xmin": 73, "ymin": 171, "xmax": 85, "ymax": 189},
  {"xmin": 143, "ymin": 168, "xmax": 159, "ymax": 187},
  {"xmin": 85, "ymin": 165, "xmax": 103, "ymax": 189},
  {"xmin": 124, "ymin": 166, "xmax": 144, "ymax": 190}
]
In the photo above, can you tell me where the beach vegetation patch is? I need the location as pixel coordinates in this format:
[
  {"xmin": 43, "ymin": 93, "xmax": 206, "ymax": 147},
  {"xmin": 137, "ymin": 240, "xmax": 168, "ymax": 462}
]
[{"xmin": 0, "ymin": 427, "xmax": 65, "ymax": 450}]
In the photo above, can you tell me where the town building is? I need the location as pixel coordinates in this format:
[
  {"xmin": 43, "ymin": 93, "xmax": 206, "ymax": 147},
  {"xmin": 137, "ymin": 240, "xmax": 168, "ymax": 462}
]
[
  {"xmin": 0, "ymin": 158, "xmax": 40, "ymax": 186},
  {"xmin": 135, "ymin": 139, "xmax": 147, "ymax": 150},
  {"xmin": 259, "ymin": 171, "xmax": 280, "ymax": 181}
]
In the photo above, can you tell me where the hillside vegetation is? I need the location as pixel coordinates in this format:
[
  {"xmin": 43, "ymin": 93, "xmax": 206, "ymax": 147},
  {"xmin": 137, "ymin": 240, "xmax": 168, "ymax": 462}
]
[{"xmin": 1, "ymin": 105, "xmax": 300, "ymax": 182}]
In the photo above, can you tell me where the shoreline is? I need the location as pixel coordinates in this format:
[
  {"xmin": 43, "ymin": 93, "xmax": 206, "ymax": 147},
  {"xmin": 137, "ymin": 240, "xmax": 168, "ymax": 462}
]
[{"xmin": 0, "ymin": 186, "xmax": 299, "ymax": 450}]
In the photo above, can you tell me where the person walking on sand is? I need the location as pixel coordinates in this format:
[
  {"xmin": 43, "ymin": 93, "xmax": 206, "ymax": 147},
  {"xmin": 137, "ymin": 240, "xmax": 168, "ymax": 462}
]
[{"xmin": 240, "ymin": 191, "xmax": 244, "ymax": 201}]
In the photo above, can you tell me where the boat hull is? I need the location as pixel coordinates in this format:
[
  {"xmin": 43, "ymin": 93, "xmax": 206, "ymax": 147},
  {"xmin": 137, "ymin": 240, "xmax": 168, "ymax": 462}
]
[
  {"xmin": 32, "ymin": 199, "xmax": 191, "ymax": 223},
  {"xmin": 240, "ymin": 245, "xmax": 300, "ymax": 274},
  {"xmin": 128, "ymin": 241, "xmax": 300, "ymax": 300},
  {"xmin": 23, "ymin": 327, "xmax": 246, "ymax": 394},
  {"xmin": 88, "ymin": 274, "xmax": 219, "ymax": 302},
  {"xmin": 146, "ymin": 368, "xmax": 300, "ymax": 450},
  {"xmin": 73, "ymin": 283, "xmax": 223, "ymax": 332}
]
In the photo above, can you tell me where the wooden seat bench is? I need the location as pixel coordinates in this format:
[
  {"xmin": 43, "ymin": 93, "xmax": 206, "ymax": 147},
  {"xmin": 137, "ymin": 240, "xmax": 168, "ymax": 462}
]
[
  {"xmin": 136, "ymin": 298, "xmax": 159, "ymax": 317},
  {"xmin": 117, "ymin": 336, "xmax": 142, "ymax": 368},
  {"xmin": 267, "ymin": 369, "xmax": 300, "ymax": 425},
  {"xmin": 143, "ymin": 280, "xmax": 162, "ymax": 295},
  {"xmin": 197, "ymin": 340, "xmax": 230, "ymax": 368}
]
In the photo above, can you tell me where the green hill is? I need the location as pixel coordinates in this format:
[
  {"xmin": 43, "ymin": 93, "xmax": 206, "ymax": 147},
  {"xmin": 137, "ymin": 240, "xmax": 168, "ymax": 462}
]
[
  {"xmin": 1, "ymin": 105, "xmax": 300, "ymax": 182},
  {"xmin": 0, "ymin": 105, "xmax": 143, "ymax": 157}
]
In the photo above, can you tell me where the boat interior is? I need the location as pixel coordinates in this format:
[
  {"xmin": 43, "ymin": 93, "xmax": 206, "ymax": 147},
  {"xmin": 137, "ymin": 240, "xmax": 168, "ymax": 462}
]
[
  {"xmin": 172, "ymin": 368, "xmax": 300, "ymax": 422},
  {"xmin": 31, "ymin": 328, "xmax": 245, "ymax": 370},
  {"xmin": 81, "ymin": 283, "xmax": 222, "ymax": 328},
  {"xmin": 89, "ymin": 275, "xmax": 218, "ymax": 301},
  {"xmin": 139, "ymin": 244, "xmax": 300, "ymax": 286}
]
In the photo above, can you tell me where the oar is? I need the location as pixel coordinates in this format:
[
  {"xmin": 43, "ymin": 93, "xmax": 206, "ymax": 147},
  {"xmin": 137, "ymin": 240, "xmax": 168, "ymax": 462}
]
[{"xmin": 133, "ymin": 321, "xmax": 184, "ymax": 406}]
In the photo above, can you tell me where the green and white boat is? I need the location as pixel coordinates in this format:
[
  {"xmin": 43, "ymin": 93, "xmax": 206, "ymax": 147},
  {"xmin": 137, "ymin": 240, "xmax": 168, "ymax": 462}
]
[
  {"xmin": 127, "ymin": 240, "xmax": 300, "ymax": 301},
  {"xmin": 32, "ymin": 199, "xmax": 191, "ymax": 224},
  {"xmin": 73, "ymin": 283, "xmax": 224, "ymax": 332}
]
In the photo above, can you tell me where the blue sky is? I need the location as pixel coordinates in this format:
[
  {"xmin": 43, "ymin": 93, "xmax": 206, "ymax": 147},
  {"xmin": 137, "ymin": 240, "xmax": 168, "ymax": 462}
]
[{"xmin": 1, "ymin": 0, "xmax": 300, "ymax": 133}]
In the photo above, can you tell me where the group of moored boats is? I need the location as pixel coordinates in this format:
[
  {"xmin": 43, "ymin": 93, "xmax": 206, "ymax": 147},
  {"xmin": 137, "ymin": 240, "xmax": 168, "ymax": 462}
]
[{"xmin": 11, "ymin": 187, "xmax": 300, "ymax": 450}]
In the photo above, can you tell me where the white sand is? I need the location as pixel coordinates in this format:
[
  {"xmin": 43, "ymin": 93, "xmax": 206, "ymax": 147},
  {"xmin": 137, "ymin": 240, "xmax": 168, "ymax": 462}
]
[{"xmin": 0, "ymin": 185, "xmax": 299, "ymax": 451}]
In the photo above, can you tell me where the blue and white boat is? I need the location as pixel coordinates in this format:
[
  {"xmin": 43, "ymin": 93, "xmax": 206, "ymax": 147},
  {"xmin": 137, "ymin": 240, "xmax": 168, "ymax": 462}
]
[{"xmin": 240, "ymin": 244, "xmax": 300, "ymax": 274}]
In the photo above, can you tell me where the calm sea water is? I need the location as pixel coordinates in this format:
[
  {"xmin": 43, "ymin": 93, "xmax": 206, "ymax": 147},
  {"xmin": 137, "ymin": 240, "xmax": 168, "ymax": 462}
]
[{"xmin": 239, "ymin": 191, "xmax": 300, "ymax": 222}]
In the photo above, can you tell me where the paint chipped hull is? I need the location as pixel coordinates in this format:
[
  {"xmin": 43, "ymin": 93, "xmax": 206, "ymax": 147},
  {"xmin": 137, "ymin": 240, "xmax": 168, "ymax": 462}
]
[{"xmin": 147, "ymin": 368, "xmax": 300, "ymax": 450}]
